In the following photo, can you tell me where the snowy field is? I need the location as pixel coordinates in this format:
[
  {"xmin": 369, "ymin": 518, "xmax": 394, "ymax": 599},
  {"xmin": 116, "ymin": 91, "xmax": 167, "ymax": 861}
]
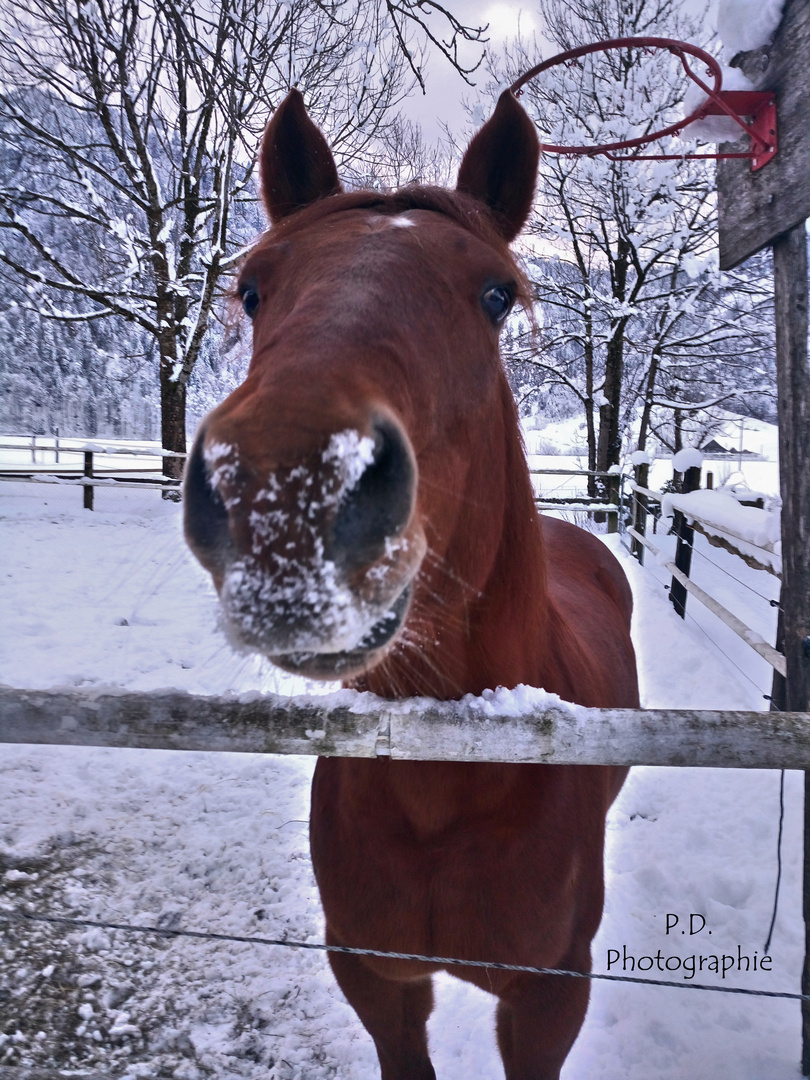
[{"xmin": 0, "ymin": 433, "xmax": 804, "ymax": 1079}]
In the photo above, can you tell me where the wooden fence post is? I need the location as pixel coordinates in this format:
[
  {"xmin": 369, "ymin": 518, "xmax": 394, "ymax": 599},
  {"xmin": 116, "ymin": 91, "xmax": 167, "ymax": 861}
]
[
  {"xmin": 607, "ymin": 472, "xmax": 620, "ymax": 534},
  {"xmin": 83, "ymin": 451, "xmax": 94, "ymax": 511},
  {"xmin": 669, "ymin": 465, "xmax": 701, "ymax": 619},
  {"xmin": 631, "ymin": 463, "xmax": 649, "ymax": 564},
  {"xmin": 769, "ymin": 223, "xmax": 810, "ymax": 1073}
]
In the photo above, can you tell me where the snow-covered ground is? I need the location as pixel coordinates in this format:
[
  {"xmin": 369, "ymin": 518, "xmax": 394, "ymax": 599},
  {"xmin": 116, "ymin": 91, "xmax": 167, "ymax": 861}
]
[{"xmin": 0, "ymin": 431, "xmax": 803, "ymax": 1079}]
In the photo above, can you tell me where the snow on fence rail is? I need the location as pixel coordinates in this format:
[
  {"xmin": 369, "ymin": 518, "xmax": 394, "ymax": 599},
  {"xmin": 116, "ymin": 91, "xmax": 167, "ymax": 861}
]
[
  {"xmin": 0, "ymin": 435, "xmax": 186, "ymax": 460},
  {"xmin": 628, "ymin": 480, "xmax": 782, "ymax": 575},
  {"xmin": 2, "ymin": 685, "xmax": 810, "ymax": 770},
  {"xmin": 660, "ymin": 487, "xmax": 781, "ymax": 577}
]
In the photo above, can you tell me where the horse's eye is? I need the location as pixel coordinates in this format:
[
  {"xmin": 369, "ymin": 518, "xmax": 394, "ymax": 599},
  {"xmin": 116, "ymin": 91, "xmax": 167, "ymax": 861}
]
[
  {"xmin": 240, "ymin": 286, "xmax": 260, "ymax": 319},
  {"xmin": 481, "ymin": 286, "xmax": 513, "ymax": 324}
]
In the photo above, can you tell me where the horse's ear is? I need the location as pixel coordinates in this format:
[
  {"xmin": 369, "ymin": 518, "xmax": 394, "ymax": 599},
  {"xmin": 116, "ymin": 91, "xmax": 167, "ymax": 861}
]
[
  {"xmin": 456, "ymin": 90, "xmax": 539, "ymax": 242},
  {"xmin": 260, "ymin": 89, "xmax": 343, "ymax": 222}
]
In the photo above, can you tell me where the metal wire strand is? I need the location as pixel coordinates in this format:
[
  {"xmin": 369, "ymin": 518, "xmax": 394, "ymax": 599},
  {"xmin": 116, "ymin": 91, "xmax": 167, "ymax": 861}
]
[
  {"xmin": 685, "ymin": 541, "xmax": 778, "ymax": 606},
  {"xmin": 1, "ymin": 909, "xmax": 805, "ymax": 1003},
  {"xmin": 764, "ymin": 769, "xmax": 786, "ymax": 955}
]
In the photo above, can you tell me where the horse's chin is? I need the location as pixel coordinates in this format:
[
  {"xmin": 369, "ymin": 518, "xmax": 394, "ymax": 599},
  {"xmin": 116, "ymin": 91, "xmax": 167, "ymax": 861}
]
[{"xmin": 267, "ymin": 584, "xmax": 411, "ymax": 680}]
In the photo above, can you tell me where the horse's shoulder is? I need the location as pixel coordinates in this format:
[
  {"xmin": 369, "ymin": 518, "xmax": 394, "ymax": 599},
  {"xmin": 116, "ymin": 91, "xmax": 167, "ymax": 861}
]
[
  {"xmin": 538, "ymin": 515, "xmax": 633, "ymax": 628},
  {"xmin": 534, "ymin": 517, "xmax": 638, "ymax": 707}
]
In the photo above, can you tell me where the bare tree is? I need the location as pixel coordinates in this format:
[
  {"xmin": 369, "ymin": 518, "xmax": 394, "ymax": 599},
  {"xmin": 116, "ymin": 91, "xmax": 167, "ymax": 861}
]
[{"xmin": 0, "ymin": 0, "xmax": 485, "ymax": 479}]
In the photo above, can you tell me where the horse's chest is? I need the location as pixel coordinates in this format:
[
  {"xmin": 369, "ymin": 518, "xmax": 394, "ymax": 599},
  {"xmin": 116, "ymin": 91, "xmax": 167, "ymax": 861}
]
[{"xmin": 310, "ymin": 762, "xmax": 592, "ymax": 965}]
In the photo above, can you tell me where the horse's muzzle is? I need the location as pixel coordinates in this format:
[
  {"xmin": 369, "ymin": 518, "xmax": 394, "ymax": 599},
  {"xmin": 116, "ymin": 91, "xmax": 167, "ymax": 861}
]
[
  {"xmin": 182, "ymin": 416, "xmax": 423, "ymax": 677},
  {"xmin": 269, "ymin": 582, "xmax": 412, "ymax": 678}
]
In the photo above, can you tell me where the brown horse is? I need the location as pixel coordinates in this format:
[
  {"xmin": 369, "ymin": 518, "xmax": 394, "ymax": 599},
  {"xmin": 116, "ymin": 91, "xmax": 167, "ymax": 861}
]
[{"xmin": 184, "ymin": 88, "xmax": 639, "ymax": 1080}]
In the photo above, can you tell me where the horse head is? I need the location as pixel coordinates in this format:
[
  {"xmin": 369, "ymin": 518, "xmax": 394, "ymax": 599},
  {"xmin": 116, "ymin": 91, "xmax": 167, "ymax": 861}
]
[{"xmin": 184, "ymin": 89, "xmax": 540, "ymax": 693}]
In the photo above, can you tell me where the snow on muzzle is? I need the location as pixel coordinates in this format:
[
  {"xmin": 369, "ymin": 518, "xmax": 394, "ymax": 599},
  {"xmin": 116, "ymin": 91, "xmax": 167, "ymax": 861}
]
[{"xmin": 183, "ymin": 420, "xmax": 425, "ymax": 678}]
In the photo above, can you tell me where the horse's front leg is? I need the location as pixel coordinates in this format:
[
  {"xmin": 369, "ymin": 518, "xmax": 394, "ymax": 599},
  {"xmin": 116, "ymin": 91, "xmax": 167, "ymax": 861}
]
[
  {"xmin": 326, "ymin": 927, "xmax": 437, "ymax": 1080},
  {"xmin": 495, "ymin": 944, "xmax": 592, "ymax": 1080}
]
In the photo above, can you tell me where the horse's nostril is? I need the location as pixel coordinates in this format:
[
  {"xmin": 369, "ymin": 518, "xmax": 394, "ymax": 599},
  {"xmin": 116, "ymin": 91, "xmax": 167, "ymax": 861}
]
[
  {"xmin": 183, "ymin": 435, "xmax": 232, "ymax": 568},
  {"xmin": 332, "ymin": 419, "xmax": 415, "ymax": 570}
]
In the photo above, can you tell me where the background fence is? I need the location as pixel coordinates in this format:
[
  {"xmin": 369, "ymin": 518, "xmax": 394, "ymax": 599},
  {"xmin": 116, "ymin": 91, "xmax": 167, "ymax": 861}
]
[
  {"xmin": 620, "ymin": 465, "xmax": 785, "ymax": 698},
  {"xmin": 0, "ymin": 436, "xmax": 184, "ymax": 508}
]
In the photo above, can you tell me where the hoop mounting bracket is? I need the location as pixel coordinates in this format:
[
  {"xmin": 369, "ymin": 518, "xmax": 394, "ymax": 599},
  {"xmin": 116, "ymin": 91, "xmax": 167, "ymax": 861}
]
[{"xmin": 697, "ymin": 91, "xmax": 777, "ymax": 171}]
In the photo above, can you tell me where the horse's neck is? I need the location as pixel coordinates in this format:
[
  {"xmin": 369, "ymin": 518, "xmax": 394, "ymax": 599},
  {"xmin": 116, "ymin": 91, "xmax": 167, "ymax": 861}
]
[
  {"xmin": 360, "ymin": 391, "xmax": 555, "ymax": 701},
  {"xmin": 465, "ymin": 413, "xmax": 556, "ymax": 692}
]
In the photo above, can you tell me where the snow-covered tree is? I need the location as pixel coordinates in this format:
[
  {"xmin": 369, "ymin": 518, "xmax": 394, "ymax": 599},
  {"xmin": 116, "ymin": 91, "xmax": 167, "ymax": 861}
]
[
  {"xmin": 493, "ymin": 0, "xmax": 775, "ymax": 496},
  {"xmin": 0, "ymin": 0, "xmax": 485, "ymax": 476}
]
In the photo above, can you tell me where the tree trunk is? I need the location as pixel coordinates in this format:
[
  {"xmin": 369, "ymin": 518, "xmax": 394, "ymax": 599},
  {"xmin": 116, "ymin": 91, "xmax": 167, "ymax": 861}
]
[
  {"xmin": 673, "ymin": 407, "xmax": 683, "ymax": 457},
  {"xmin": 160, "ymin": 360, "xmax": 186, "ymax": 494},
  {"xmin": 630, "ymin": 346, "xmax": 662, "ymax": 560},
  {"xmin": 598, "ymin": 330, "xmax": 625, "ymax": 469},
  {"xmin": 584, "ymin": 310, "xmax": 597, "ymax": 498},
  {"xmin": 596, "ymin": 245, "xmax": 629, "ymax": 485}
]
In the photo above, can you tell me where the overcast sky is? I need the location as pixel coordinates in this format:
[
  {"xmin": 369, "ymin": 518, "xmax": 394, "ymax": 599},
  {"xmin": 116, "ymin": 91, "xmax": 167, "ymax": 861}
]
[
  {"xmin": 399, "ymin": 1, "xmax": 541, "ymax": 142},
  {"xmin": 401, "ymin": 0, "xmax": 718, "ymax": 144}
]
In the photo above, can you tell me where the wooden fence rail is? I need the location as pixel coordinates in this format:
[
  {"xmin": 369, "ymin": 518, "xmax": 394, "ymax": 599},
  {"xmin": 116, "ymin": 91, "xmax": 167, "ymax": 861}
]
[
  {"xmin": 628, "ymin": 480, "xmax": 781, "ymax": 577},
  {"xmin": 621, "ymin": 474, "xmax": 785, "ymax": 680},
  {"xmin": 529, "ymin": 468, "xmax": 621, "ymax": 531},
  {"xmin": 626, "ymin": 526, "xmax": 787, "ymax": 677},
  {"xmin": 0, "ymin": 443, "xmax": 187, "ymax": 507},
  {"xmin": 2, "ymin": 685, "xmax": 809, "ymax": 770}
]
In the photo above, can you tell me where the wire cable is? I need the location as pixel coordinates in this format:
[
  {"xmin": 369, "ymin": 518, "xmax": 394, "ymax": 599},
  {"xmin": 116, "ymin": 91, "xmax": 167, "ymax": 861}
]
[
  {"xmin": 1, "ymin": 909, "xmax": 804, "ymax": 1002},
  {"xmin": 764, "ymin": 769, "xmax": 786, "ymax": 955},
  {"xmin": 688, "ymin": 542, "xmax": 779, "ymax": 606},
  {"xmin": 683, "ymin": 607, "xmax": 768, "ymax": 696}
]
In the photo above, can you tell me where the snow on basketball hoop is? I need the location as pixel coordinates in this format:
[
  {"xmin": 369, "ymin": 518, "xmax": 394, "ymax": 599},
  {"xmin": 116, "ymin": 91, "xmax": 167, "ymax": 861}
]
[
  {"xmin": 683, "ymin": 67, "xmax": 756, "ymax": 143},
  {"xmin": 685, "ymin": 0, "xmax": 785, "ymax": 147},
  {"xmin": 717, "ymin": 0, "xmax": 785, "ymax": 55}
]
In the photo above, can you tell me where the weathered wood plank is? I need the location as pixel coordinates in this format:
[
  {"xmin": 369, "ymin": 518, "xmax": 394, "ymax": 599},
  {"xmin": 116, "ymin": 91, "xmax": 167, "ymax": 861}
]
[
  {"xmin": 2, "ymin": 685, "xmax": 810, "ymax": 770},
  {"xmin": 0, "ymin": 685, "xmax": 383, "ymax": 758},
  {"xmin": 770, "ymin": 221, "xmax": 810, "ymax": 1076},
  {"xmin": 717, "ymin": 0, "xmax": 810, "ymax": 269},
  {"xmin": 772, "ymin": 224, "xmax": 810, "ymax": 712}
]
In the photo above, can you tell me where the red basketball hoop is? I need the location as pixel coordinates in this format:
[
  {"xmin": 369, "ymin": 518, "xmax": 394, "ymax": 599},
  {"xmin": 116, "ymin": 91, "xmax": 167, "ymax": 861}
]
[{"xmin": 509, "ymin": 37, "xmax": 777, "ymax": 171}]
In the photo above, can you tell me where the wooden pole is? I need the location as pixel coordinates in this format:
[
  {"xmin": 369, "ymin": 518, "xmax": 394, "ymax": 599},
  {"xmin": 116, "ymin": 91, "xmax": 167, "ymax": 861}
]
[
  {"xmin": 771, "ymin": 223, "xmax": 810, "ymax": 1073},
  {"xmin": 669, "ymin": 464, "xmax": 701, "ymax": 619},
  {"xmin": 83, "ymin": 451, "xmax": 94, "ymax": 511},
  {"xmin": 773, "ymin": 226, "xmax": 810, "ymax": 712}
]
